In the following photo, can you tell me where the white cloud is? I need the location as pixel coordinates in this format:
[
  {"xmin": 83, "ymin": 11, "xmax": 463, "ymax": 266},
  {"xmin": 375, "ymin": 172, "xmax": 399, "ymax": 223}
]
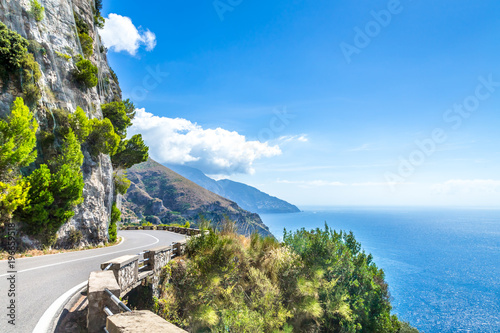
[
  {"xmin": 278, "ymin": 134, "xmax": 309, "ymax": 144},
  {"xmin": 431, "ymin": 179, "xmax": 500, "ymax": 195},
  {"xmin": 128, "ymin": 109, "xmax": 282, "ymax": 175},
  {"xmin": 99, "ymin": 14, "xmax": 157, "ymax": 56}
]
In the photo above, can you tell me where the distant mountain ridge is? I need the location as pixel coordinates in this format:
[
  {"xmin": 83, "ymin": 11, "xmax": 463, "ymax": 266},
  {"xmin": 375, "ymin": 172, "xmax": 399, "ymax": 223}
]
[
  {"xmin": 123, "ymin": 159, "xmax": 272, "ymax": 237},
  {"xmin": 165, "ymin": 164, "xmax": 300, "ymax": 214}
]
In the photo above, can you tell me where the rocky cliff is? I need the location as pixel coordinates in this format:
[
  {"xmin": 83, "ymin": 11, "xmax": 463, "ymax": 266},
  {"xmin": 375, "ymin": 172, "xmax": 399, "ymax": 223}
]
[{"xmin": 0, "ymin": 0, "xmax": 118, "ymax": 247}]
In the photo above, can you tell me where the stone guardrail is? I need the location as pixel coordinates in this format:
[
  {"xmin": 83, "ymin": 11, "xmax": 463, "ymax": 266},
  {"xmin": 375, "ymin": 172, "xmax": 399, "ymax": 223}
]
[
  {"xmin": 87, "ymin": 228, "xmax": 194, "ymax": 332},
  {"xmin": 122, "ymin": 225, "xmax": 204, "ymax": 236}
]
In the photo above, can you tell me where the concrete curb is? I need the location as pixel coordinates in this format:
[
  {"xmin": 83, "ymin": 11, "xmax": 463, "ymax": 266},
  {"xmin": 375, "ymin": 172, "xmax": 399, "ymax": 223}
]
[{"xmin": 33, "ymin": 281, "xmax": 87, "ymax": 332}]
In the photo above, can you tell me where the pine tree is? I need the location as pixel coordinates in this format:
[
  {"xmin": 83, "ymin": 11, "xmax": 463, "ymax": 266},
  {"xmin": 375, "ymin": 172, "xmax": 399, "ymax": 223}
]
[{"xmin": 0, "ymin": 98, "xmax": 38, "ymax": 226}]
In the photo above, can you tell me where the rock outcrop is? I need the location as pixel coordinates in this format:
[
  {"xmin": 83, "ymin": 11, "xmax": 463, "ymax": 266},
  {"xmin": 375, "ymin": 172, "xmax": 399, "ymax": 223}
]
[{"xmin": 0, "ymin": 0, "xmax": 118, "ymax": 247}]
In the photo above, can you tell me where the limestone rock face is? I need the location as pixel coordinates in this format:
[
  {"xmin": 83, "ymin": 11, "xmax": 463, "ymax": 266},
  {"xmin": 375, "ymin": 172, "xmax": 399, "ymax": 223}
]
[{"xmin": 0, "ymin": 0, "xmax": 119, "ymax": 247}]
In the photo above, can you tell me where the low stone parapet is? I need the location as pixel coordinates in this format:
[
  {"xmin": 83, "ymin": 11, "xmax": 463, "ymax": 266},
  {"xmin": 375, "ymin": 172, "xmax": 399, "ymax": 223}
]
[
  {"xmin": 101, "ymin": 255, "xmax": 139, "ymax": 295},
  {"xmin": 87, "ymin": 271, "xmax": 121, "ymax": 333},
  {"xmin": 144, "ymin": 245, "xmax": 172, "ymax": 272},
  {"xmin": 106, "ymin": 310, "xmax": 188, "ymax": 333},
  {"xmin": 172, "ymin": 239, "xmax": 187, "ymax": 257}
]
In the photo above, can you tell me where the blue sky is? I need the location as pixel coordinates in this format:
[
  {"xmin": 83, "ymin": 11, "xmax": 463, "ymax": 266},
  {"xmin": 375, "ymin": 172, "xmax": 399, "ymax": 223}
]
[{"xmin": 100, "ymin": 0, "xmax": 500, "ymax": 207}]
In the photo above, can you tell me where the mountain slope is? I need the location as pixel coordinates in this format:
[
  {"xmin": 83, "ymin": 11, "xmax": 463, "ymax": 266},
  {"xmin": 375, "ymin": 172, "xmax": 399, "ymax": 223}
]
[
  {"xmin": 123, "ymin": 159, "xmax": 272, "ymax": 237},
  {"xmin": 166, "ymin": 164, "xmax": 300, "ymax": 214}
]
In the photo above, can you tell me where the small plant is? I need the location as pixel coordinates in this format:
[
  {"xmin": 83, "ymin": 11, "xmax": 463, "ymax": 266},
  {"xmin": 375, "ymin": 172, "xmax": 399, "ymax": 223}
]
[
  {"xmin": 73, "ymin": 56, "xmax": 98, "ymax": 88},
  {"xmin": 23, "ymin": 83, "xmax": 41, "ymax": 105},
  {"xmin": 20, "ymin": 53, "xmax": 42, "ymax": 105},
  {"xmin": 28, "ymin": 39, "xmax": 46, "ymax": 55},
  {"xmin": 79, "ymin": 32, "xmax": 94, "ymax": 58},
  {"xmin": 29, "ymin": 0, "xmax": 45, "ymax": 22},
  {"xmin": 114, "ymin": 172, "xmax": 131, "ymax": 195},
  {"xmin": 68, "ymin": 228, "xmax": 83, "ymax": 246},
  {"xmin": 109, "ymin": 203, "xmax": 120, "ymax": 242},
  {"xmin": 55, "ymin": 51, "xmax": 71, "ymax": 61}
]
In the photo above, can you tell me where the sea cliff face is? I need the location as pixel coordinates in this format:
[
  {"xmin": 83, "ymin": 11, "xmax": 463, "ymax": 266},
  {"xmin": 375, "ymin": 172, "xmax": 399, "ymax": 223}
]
[{"xmin": 0, "ymin": 0, "xmax": 118, "ymax": 247}]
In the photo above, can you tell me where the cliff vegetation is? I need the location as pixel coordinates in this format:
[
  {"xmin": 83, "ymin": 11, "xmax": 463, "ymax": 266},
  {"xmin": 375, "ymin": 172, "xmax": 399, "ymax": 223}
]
[{"xmin": 154, "ymin": 223, "xmax": 419, "ymax": 333}]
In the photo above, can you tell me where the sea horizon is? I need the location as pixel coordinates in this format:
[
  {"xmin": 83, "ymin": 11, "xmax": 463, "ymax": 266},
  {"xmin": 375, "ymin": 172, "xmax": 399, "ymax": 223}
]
[{"xmin": 261, "ymin": 208, "xmax": 500, "ymax": 333}]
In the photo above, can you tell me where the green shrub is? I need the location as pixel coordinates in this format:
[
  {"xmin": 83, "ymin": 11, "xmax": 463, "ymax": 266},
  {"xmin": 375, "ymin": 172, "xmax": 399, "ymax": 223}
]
[
  {"xmin": 29, "ymin": 0, "xmax": 45, "ymax": 22},
  {"xmin": 111, "ymin": 134, "xmax": 149, "ymax": 169},
  {"xmin": 109, "ymin": 203, "xmax": 120, "ymax": 242},
  {"xmin": 55, "ymin": 51, "xmax": 71, "ymax": 61},
  {"xmin": 0, "ymin": 98, "xmax": 38, "ymax": 224},
  {"xmin": 68, "ymin": 106, "xmax": 90, "ymax": 143},
  {"xmin": 74, "ymin": 13, "xmax": 89, "ymax": 35},
  {"xmin": 0, "ymin": 22, "xmax": 29, "ymax": 70},
  {"xmin": 122, "ymin": 99, "xmax": 136, "ymax": 120},
  {"xmin": 101, "ymin": 101, "xmax": 131, "ymax": 138},
  {"xmin": 28, "ymin": 39, "xmax": 46, "ymax": 55},
  {"xmin": 22, "ymin": 83, "xmax": 41, "ymax": 105},
  {"xmin": 19, "ymin": 53, "xmax": 42, "ymax": 104},
  {"xmin": 93, "ymin": 0, "xmax": 105, "ymax": 28},
  {"xmin": 86, "ymin": 118, "xmax": 120, "ymax": 157},
  {"xmin": 114, "ymin": 172, "xmax": 131, "ymax": 195},
  {"xmin": 79, "ymin": 32, "xmax": 94, "ymax": 58},
  {"xmin": 154, "ymin": 225, "xmax": 418, "ymax": 333},
  {"xmin": 18, "ymin": 130, "xmax": 85, "ymax": 245},
  {"xmin": 73, "ymin": 57, "xmax": 98, "ymax": 88}
]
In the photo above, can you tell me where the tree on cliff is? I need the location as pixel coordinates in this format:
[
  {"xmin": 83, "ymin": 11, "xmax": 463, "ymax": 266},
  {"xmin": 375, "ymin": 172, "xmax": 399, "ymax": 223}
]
[
  {"xmin": 0, "ymin": 98, "xmax": 38, "ymax": 227},
  {"xmin": 19, "ymin": 130, "xmax": 85, "ymax": 245}
]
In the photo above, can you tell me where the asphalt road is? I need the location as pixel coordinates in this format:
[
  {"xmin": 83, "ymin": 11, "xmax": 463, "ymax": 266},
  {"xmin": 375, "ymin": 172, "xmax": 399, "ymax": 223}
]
[{"xmin": 0, "ymin": 230, "xmax": 186, "ymax": 333}]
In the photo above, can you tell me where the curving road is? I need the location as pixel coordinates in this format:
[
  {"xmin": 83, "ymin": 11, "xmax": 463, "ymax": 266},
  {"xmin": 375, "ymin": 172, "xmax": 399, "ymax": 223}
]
[{"xmin": 0, "ymin": 230, "xmax": 186, "ymax": 333}]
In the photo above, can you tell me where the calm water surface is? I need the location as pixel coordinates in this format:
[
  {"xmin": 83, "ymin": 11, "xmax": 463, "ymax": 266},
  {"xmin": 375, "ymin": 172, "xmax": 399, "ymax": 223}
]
[{"xmin": 260, "ymin": 207, "xmax": 500, "ymax": 333}]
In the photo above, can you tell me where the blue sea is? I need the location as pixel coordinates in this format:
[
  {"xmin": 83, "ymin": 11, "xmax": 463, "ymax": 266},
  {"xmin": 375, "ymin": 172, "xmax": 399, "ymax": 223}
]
[{"xmin": 260, "ymin": 207, "xmax": 500, "ymax": 333}]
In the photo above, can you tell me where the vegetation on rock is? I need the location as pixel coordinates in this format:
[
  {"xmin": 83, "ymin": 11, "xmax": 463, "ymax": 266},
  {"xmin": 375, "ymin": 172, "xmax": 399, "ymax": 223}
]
[
  {"xmin": 112, "ymin": 134, "xmax": 149, "ymax": 169},
  {"xmin": 0, "ymin": 23, "xmax": 42, "ymax": 104},
  {"xmin": 29, "ymin": 0, "xmax": 45, "ymax": 22},
  {"xmin": 0, "ymin": 22, "xmax": 29, "ymax": 70},
  {"xmin": 0, "ymin": 98, "xmax": 38, "ymax": 227},
  {"xmin": 18, "ymin": 130, "xmax": 85, "ymax": 246},
  {"xmin": 101, "ymin": 101, "xmax": 132, "ymax": 138},
  {"xmin": 73, "ymin": 56, "xmax": 98, "ymax": 88},
  {"xmin": 114, "ymin": 172, "xmax": 131, "ymax": 195},
  {"xmin": 155, "ymin": 224, "xmax": 418, "ymax": 333},
  {"xmin": 108, "ymin": 203, "xmax": 120, "ymax": 243}
]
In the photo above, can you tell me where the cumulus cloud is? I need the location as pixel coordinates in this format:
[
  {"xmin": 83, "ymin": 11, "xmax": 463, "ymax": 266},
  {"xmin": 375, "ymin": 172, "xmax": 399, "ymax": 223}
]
[
  {"xmin": 431, "ymin": 179, "xmax": 500, "ymax": 195},
  {"xmin": 128, "ymin": 109, "xmax": 282, "ymax": 175},
  {"xmin": 99, "ymin": 14, "xmax": 157, "ymax": 56}
]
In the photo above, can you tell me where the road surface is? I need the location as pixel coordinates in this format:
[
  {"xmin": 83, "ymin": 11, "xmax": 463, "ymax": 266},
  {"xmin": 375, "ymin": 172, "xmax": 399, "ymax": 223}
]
[{"xmin": 0, "ymin": 230, "xmax": 186, "ymax": 333}]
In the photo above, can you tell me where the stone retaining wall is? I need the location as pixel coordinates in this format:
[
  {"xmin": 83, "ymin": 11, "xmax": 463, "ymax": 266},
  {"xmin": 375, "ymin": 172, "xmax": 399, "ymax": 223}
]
[{"xmin": 87, "ymin": 230, "xmax": 190, "ymax": 332}]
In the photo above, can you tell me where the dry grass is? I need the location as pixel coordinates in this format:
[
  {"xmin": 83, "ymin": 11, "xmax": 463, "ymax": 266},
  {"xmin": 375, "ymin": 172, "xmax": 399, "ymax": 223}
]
[{"xmin": 0, "ymin": 236, "xmax": 122, "ymax": 260}]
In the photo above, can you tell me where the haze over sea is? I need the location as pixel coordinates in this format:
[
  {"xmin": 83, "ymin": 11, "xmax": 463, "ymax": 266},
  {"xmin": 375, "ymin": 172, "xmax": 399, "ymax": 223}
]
[{"xmin": 261, "ymin": 207, "xmax": 500, "ymax": 333}]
